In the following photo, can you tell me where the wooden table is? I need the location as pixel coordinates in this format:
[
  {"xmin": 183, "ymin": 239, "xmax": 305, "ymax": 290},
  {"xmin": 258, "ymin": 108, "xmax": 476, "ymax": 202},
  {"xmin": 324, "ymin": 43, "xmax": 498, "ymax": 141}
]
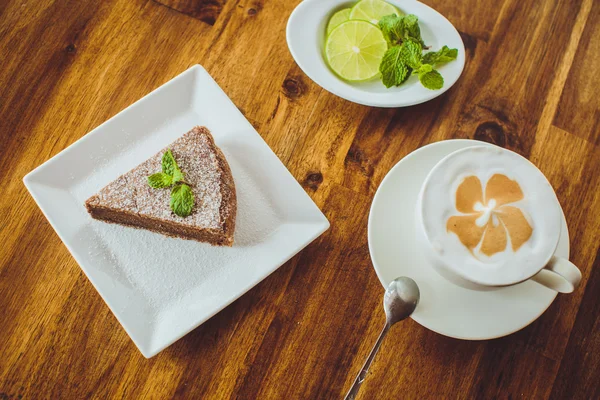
[{"xmin": 1, "ymin": 0, "xmax": 599, "ymax": 398}]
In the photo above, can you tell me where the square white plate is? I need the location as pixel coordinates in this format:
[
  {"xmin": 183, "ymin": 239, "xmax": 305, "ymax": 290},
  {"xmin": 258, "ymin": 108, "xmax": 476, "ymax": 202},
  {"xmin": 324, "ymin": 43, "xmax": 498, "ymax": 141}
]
[{"xmin": 23, "ymin": 65, "xmax": 329, "ymax": 358}]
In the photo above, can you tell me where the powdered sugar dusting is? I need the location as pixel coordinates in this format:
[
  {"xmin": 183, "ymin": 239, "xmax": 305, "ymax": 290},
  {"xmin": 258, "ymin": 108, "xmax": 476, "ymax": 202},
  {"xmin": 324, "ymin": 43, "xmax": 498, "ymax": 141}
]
[{"xmin": 89, "ymin": 127, "xmax": 225, "ymax": 229}]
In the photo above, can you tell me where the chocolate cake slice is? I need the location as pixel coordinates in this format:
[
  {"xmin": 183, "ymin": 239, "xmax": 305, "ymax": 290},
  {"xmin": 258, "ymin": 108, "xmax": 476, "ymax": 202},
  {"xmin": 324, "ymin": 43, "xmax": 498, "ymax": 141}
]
[{"xmin": 85, "ymin": 126, "xmax": 236, "ymax": 246}]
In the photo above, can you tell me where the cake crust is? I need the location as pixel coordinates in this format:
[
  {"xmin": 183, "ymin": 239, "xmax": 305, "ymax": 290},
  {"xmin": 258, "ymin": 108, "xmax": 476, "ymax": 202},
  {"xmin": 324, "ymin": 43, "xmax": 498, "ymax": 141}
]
[{"xmin": 85, "ymin": 126, "xmax": 236, "ymax": 246}]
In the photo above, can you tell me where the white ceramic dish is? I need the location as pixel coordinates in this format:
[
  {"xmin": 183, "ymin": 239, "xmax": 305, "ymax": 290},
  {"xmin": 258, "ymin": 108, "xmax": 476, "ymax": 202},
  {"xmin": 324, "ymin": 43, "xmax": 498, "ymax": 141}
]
[
  {"xmin": 23, "ymin": 65, "xmax": 330, "ymax": 358},
  {"xmin": 368, "ymin": 140, "xmax": 568, "ymax": 339},
  {"xmin": 286, "ymin": 0, "xmax": 466, "ymax": 108}
]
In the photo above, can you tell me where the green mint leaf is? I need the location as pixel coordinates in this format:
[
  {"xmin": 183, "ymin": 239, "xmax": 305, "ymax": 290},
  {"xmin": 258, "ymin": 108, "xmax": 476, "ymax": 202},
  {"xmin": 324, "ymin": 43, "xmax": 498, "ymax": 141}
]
[
  {"xmin": 422, "ymin": 46, "xmax": 458, "ymax": 65},
  {"xmin": 435, "ymin": 46, "xmax": 458, "ymax": 63},
  {"xmin": 170, "ymin": 184, "xmax": 194, "ymax": 217},
  {"xmin": 147, "ymin": 173, "xmax": 173, "ymax": 188},
  {"xmin": 403, "ymin": 14, "xmax": 418, "ymax": 31},
  {"xmin": 416, "ymin": 63, "xmax": 433, "ymax": 75},
  {"xmin": 380, "ymin": 46, "xmax": 411, "ymax": 88},
  {"xmin": 161, "ymin": 149, "xmax": 177, "ymax": 176},
  {"xmin": 378, "ymin": 14, "xmax": 426, "ymax": 47},
  {"xmin": 162, "ymin": 150, "xmax": 177, "ymax": 176},
  {"xmin": 161, "ymin": 149, "xmax": 185, "ymax": 183},
  {"xmin": 172, "ymin": 168, "xmax": 184, "ymax": 184},
  {"xmin": 378, "ymin": 14, "xmax": 404, "ymax": 44},
  {"xmin": 419, "ymin": 69, "xmax": 444, "ymax": 90},
  {"xmin": 402, "ymin": 14, "xmax": 425, "ymax": 46},
  {"xmin": 398, "ymin": 39, "xmax": 422, "ymax": 69},
  {"xmin": 421, "ymin": 52, "xmax": 436, "ymax": 66},
  {"xmin": 149, "ymin": 150, "xmax": 192, "ymax": 213}
]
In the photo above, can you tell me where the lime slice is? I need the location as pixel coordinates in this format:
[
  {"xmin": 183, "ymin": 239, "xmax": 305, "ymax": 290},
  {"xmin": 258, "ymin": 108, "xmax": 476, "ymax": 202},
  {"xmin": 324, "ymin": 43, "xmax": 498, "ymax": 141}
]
[
  {"xmin": 327, "ymin": 8, "xmax": 351, "ymax": 35},
  {"xmin": 349, "ymin": 0, "xmax": 401, "ymax": 25},
  {"xmin": 325, "ymin": 20, "xmax": 388, "ymax": 81}
]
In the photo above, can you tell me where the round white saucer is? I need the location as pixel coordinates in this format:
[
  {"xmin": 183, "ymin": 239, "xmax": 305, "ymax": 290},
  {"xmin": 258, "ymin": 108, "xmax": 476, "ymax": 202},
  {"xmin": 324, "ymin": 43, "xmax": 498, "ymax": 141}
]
[{"xmin": 368, "ymin": 140, "xmax": 569, "ymax": 340}]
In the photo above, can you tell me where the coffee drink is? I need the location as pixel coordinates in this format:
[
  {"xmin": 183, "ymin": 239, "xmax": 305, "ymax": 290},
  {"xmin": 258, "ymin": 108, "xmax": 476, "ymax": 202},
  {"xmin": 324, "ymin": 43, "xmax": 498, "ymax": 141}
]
[{"xmin": 417, "ymin": 145, "xmax": 563, "ymax": 287}]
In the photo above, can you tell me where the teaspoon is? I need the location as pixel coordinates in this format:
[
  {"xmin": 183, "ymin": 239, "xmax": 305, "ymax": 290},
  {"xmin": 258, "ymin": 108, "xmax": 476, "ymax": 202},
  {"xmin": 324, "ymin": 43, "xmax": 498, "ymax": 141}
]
[{"xmin": 345, "ymin": 277, "xmax": 420, "ymax": 400}]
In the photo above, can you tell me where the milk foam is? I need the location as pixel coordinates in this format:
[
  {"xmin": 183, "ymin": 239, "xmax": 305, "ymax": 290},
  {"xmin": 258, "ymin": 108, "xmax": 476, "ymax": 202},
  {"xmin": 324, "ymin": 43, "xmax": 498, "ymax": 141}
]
[{"xmin": 419, "ymin": 146, "xmax": 562, "ymax": 286}]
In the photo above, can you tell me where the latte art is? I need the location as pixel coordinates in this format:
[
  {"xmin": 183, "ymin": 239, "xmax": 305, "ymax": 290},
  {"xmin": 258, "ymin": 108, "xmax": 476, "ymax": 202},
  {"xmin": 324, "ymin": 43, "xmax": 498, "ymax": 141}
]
[
  {"xmin": 418, "ymin": 146, "xmax": 562, "ymax": 286},
  {"xmin": 446, "ymin": 174, "xmax": 533, "ymax": 259}
]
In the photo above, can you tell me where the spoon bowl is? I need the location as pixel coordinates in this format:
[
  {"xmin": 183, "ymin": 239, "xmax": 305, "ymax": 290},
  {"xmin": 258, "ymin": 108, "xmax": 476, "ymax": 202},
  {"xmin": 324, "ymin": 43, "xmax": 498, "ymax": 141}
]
[{"xmin": 385, "ymin": 276, "xmax": 420, "ymax": 325}]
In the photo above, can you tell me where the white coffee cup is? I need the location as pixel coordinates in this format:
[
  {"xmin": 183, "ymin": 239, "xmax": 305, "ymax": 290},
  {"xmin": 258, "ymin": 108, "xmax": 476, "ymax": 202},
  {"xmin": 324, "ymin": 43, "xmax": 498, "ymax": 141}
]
[{"xmin": 416, "ymin": 145, "xmax": 581, "ymax": 293}]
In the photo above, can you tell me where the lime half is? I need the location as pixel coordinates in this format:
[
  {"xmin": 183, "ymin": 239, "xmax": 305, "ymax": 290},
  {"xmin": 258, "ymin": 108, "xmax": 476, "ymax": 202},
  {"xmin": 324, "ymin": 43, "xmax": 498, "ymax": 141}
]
[
  {"xmin": 327, "ymin": 8, "xmax": 351, "ymax": 35},
  {"xmin": 325, "ymin": 20, "xmax": 388, "ymax": 81},
  {"xmin": 349, "ymin": 0, "xmax": 401, "ymax": 25}
]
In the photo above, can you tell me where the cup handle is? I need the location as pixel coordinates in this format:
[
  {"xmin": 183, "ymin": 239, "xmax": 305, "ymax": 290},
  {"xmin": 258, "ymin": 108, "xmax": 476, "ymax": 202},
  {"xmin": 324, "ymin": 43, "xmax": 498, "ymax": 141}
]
[{"xmin": 530, "ymin": 256, "xmax": 582, "ymax": 293}]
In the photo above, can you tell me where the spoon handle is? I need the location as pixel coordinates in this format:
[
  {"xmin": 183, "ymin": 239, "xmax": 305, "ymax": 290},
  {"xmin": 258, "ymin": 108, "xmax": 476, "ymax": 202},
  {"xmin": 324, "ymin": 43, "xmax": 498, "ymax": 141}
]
[{"xmin": 344, "ymin": 323, "xmax": 390, "ymax": 400}]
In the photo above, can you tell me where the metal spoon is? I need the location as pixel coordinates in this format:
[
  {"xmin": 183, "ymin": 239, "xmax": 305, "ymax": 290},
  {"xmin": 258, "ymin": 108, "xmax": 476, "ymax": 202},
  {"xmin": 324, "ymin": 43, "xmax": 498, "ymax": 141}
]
[{"xmin": 345, "ymin": 277, "xmax": 420, "ymax": 400}]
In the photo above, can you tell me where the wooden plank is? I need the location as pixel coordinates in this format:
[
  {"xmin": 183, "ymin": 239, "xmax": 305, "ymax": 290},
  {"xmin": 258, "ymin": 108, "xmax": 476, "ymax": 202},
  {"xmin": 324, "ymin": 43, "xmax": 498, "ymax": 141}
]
[
  {"xmin": 152, "ymin": 0, "xmax": 226, "ymax": 25},
  {"xmin": 550, "ymin": 249, "xmax": 600, "ymax": 400},
  {"xmin": 526, "ymin": 126, "xmax": 600, "ymax": 361},
  {"xmin": 553, "ymin": 0, "xmax": 600, "ymax": 146},
  {"xmin": 431, "ymin": 0, "xmax": 583, "ymax": 156},
  {"xmin": 468, "ymin": 343, "xmax": 558, "ymax": 399}
]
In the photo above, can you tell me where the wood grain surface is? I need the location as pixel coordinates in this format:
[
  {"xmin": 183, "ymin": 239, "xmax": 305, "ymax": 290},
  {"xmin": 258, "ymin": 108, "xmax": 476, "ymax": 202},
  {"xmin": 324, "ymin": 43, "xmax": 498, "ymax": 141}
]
[{"xmin": 1, "ymin": 0, "xmax": 599, "ymax": 398}]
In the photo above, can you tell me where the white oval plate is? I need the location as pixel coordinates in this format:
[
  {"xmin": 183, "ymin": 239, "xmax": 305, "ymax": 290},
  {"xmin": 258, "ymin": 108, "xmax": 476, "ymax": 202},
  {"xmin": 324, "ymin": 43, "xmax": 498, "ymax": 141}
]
[
  {"xmin": 286, "ymin": 0, "xmax": 466, "ymax": 108},
  {"xmin": 368, "ymin": 140, "xmax": 569, "ymax": 340}
]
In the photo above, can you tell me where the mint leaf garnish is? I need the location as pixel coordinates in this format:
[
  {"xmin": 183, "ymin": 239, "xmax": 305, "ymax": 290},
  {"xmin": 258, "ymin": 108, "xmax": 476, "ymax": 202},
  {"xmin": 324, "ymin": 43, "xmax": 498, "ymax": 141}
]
[
  {"xmin": 378, "ymin": 14, "xmax": 426, "ymax": 46},
  {"xmin": 376, "ymin": 13, "xmax": 456, "ymax": 91},
  {"xmin": 172, "ymin": 168, "xmax": 184, "ymax": 184},
  {"xmin": 148, "ymin": 150, "xmax": 193, "ymax": 217},
  {"xmin": 380, "ymin": 46, "xmax": 411, "ymax": 88},
  {"xmin": 419, "ymin": 69, "xmax": 444, "ymax": 90},
  {"xmin": 162, "ymin": 149, "xmax": 184, "ymax": 182},
  {"xmin": 170, "ymin": 184, "xmax": 194, "ymax": 217},
  {"xmin": 161, "ymin": 149, "xmax": 177, "ymax": 176},
  {"xmin": 156, "ymin": 149, "xmax": 185, "ymax": 183},
  {"xmin": 147, "ymin": 173, "xmax": 173, "ymax": 188},
  {"xmin": 398, "ymin": 39, "xmax": 422, "ymax": 69},
  {"xmin": 416, "ymin": 64, "xmax": 433, "ymax": 75},
  {"xmin": 402, "ymin": 15, "xmax": 425, "ymax": 47},
  {"xmin": 378, "ymin": 14, "xmax": 404, "ymax": 45},
  {"xmin": 422, "ymin": 45, "xmax": 458, "ymax": 65},
  {"xmin": 379, "ymin": 39, "xmax": 421, "ymax": 88}
]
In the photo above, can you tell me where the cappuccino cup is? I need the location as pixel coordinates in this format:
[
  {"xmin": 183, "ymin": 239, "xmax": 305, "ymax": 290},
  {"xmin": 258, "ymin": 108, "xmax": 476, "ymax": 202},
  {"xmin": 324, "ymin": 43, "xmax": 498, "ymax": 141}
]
[{"xmin": 416, "ymin": 145, "xmax": 581, "ymax": 293}]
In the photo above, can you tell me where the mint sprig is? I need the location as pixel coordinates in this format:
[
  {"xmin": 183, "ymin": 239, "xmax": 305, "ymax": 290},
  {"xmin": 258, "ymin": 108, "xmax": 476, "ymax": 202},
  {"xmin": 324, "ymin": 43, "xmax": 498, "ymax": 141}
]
[
  {"xmin": 418, "ymin": 67, "xmax": 444, "ymax": 90},
  {"xmin": 148, "ymin": 172, "xmax": 173, "ymax": 188},
  {"xmin": 378, "ymin": 14, "xmax": 426, "ymax": 47},
  {"xmin": 422, "ymin": 45, "xmax": 458, "ymax": 66},
  {"xmin": 147, "ymin": 149, "xmax": 195, "ymax": 217},
  {"xmin": 161, "ymin": 150, "xmax": 184, "ymax": 184},
  {"xmin": 398, "ymin": 39, "xmax": 422, "ymax": 69},
  {"xmin": 402, "ymin": 14, "xmax": 425, "ymax": 48},
  {"xmin": 170, "ymin": 184, "xmax": 194, "ymax": 218},
  {"xmin": 377, "ymin": 14, "xmax": 458, "ymax": 90},
  {"xmin": 380, "ymin": 45, "xmax": 412, "ymax": 88}
]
